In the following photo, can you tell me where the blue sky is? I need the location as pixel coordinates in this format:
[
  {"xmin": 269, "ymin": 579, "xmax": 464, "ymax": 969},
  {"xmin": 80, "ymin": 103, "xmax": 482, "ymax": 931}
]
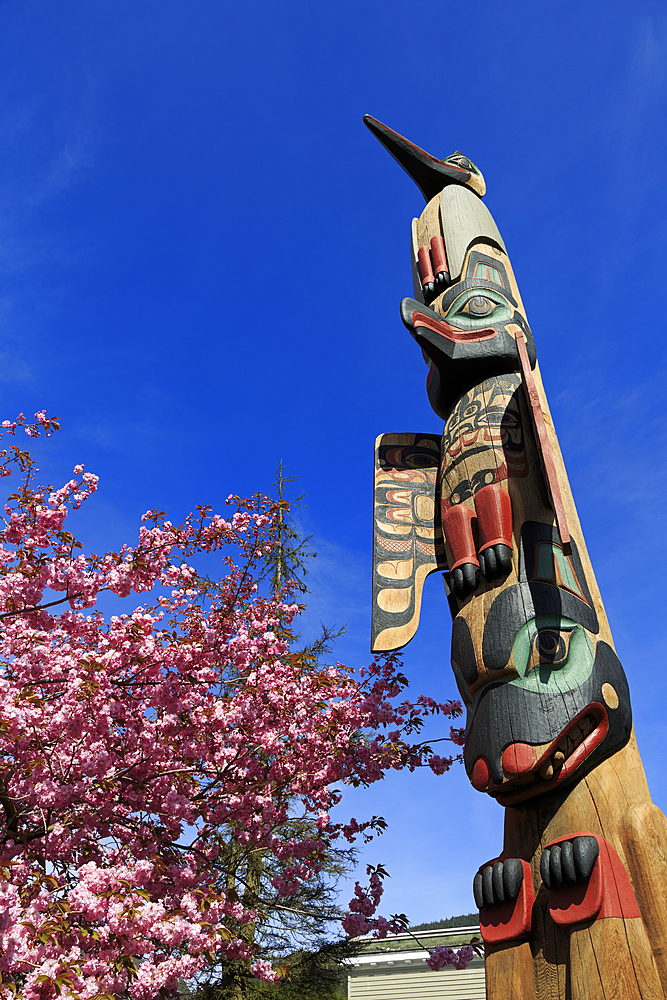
[{"xmin": 0, "ymin": 0, "xmax": 666, "ymax": 925}]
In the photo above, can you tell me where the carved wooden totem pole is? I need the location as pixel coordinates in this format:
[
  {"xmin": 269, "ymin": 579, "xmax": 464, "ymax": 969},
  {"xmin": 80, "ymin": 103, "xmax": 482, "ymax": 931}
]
[{"xmin": 365, "ymin": 114, "xmax": 667, "ymax": 1000}]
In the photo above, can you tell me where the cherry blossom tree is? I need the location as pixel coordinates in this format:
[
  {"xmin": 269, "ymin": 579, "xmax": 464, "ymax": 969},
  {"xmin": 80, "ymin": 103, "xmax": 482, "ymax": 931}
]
[{"xmin": 0, "ymin": 414, "xmax": 468, "ymax": 1000}]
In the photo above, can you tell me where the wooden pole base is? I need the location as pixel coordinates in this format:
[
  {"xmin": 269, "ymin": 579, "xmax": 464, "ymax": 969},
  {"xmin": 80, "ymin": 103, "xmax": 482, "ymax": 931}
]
[{"xmin": 480, "ymin": 739, "xmax": 667, "ymax": 999}]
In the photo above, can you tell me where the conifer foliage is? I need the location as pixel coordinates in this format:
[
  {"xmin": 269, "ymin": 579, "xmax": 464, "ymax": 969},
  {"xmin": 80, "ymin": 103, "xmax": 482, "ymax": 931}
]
[
  {"xmin": 0, "ymin": 417, "xmax": 466, "ymax": 1000},
  {"xmin": 259, "ymin": 462, "xmax": 314, "ymax": 596}
]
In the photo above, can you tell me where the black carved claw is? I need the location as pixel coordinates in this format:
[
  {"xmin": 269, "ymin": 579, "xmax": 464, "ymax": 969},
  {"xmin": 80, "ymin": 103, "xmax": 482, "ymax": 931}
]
[
  {"xmin": 429, "ymin": 270, "xmax": 450, "ymax": 301},
  {"xmin": 479, "ymin": 543, "xmax": 512, "ymax": 582},
  {"xmin": 451, "ymin": 563, "xmax": 479, "ymax": 599},
  {"xmin": 419, "ymin": 237, "xmax": 451, "ymax": 305},
  {"xmin": 540, "ymin": 836, "xmax": 599, "ymax": 890},
  {"xmin": 434, "ymin": 270, "xmax": 450, "ymax": 295},
  {"xmin": 474, "ymin": 857, "xmax": 524, "ymax": 909}
]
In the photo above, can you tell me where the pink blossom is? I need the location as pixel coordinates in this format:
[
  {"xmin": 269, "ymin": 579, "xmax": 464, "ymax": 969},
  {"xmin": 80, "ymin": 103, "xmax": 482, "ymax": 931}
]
[
  {"xmin": 426, "ymin": 944, "xmax": 474, "ymax": 971},
  {"xmin": 0, "ymin": 415, "xmax": 464, "ymax": 1000},
  {"xmin": 429, "ymin": 754, "xmax": 454, "ymax": 775},
  {"xmin": 251, "ymin": 959, "xmax": 281, "ymax": 982}
]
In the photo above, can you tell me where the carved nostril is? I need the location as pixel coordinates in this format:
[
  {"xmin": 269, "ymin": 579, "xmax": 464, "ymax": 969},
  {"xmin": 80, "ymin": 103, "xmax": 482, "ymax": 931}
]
[
  {"xmin": 470, "ymin": 756, "xmax": 490, "ymax": 791},
  {"xmin": 501, "ymin": 742, "xmax": 536, "ymax": 778}
]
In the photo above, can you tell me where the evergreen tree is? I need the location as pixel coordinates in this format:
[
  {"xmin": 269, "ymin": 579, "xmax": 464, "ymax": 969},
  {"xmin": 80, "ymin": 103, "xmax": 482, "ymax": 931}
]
[
  {"xmin": 188, "ymin": 469, "xmax": 354, "ymax": 999},
  {"xmin": 260, "ymin": 461, "xmax": 315, "ymax": 595}
]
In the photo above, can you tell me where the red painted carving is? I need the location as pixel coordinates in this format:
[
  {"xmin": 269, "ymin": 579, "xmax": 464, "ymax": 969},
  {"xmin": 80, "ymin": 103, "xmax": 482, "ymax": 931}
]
[
  {"xmin": 441, "ymin": 503, "xmax": 478, "ymax": 571},
  {"xmin": 474, "ymin": 483, "xmax": 512, "ymax": 553},
  {"xmin": 515, "ymin": 331, "xmax": 571, "ymax": 552},
  {"xmin": 430, "ymin": 235, "xmax": 449, "ymax": 278},
  {"xmin": 497, "ymin": 705, "xmax": 609, "ymax": 807},
  {"xmin": 545, "ymin": 833, "xmax": 640, "ymax": 925},
  {"xmin": 412, "ymin": 311, "xmax": 496, "ymax": 343},
  {"xmin": 417, "ymin": 246, "xmax": 434, "ymax": 288},
  {"xmin": 479, "ymin": 858, "xmax": 534, "ymax": 944},
  {"xmin": 470, "ymin": 756, "xmax": 490, "ymax": 791},
  {"xmin": 501, "ymin": 742, "xmax": 536, "ymax": 778}
]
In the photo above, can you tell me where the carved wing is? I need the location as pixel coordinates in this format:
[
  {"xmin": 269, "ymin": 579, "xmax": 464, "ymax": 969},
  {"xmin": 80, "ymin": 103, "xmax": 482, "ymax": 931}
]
[{"xmin": 372, "ymin": 432, "xmax": 447, "ymax": 652}]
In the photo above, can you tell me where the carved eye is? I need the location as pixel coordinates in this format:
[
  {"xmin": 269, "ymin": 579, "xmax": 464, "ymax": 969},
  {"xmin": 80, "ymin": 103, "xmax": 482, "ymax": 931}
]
[
  {"xmin": 526, "ymin": 627, "xmax": 576, "ymax": 673},
  {"xmin": 446, "ymin": 289, "xmax": 512, "ymax": 329},
  {"xmin": 500, "ymin": 408, "xmax": 520, "ymax": 430},
  {"xmin": 461, "ymin": 296, "xmax": 495, "ymax": 317},
  {"xmin": 445, "ymin": 153, "xmax": 473, "ymax": 170}
]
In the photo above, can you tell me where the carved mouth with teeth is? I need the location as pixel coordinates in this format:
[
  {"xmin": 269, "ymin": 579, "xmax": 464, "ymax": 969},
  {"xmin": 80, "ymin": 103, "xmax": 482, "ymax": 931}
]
[{"xmin": 486, "ymin": 703, "xmax": 609, "ymax": 805}]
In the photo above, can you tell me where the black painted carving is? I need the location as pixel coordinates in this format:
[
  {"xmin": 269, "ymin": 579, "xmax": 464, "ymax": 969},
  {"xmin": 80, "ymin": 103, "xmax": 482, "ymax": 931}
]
[
  {"xmin": 362, "ymin": 114, "xmax": 484, "ymax": 202},
  {"xmin": 480, "ymin": 543, "xmax": 512, "ymax": 581},
  {"xmin": 474, "ymin": 858, "xmax": 524, "ymax": 909},
  {"xmin": 519, "ymin": 521, "xmax": 594, "ymax": 607},
  {"xmin": 452, "ymin": 616, "xmax": 477, "ymax": 688},
  {"xmin": 464, "ymin": 640, "xmax": 632, "ymax": 788},
  {"xmin": 540, "ymin": 836, "xmax": 599, "ymax": 889},
  {"xmin": 401, "ymin": 298, "xmax": 537, "ymax": 421},
  {"xmin": 451, "ymin": 562, "xmax": 479, "ymax": 601},
  {"xmin": 482, "ymin": 582, "xmax": 600, "ymax": 673}
]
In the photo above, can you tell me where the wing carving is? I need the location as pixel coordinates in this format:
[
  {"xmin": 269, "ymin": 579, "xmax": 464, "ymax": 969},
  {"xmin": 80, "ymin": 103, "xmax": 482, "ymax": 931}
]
[{"xmin": 372, "ymin": 433, "xmax": 447, "ymax": 652}]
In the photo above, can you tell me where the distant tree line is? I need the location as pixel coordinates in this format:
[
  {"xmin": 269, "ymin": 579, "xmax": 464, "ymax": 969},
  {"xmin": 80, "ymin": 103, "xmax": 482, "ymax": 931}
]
[{"xmin": 410, "ymin": 913, "xmax": 480, "ymax": 932}]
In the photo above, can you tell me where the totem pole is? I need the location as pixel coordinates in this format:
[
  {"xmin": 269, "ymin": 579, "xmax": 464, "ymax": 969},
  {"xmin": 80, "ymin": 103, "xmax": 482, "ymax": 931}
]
[{"xmin": 365, "ymin": 114, "xmax": 667, "ymax": 1000}]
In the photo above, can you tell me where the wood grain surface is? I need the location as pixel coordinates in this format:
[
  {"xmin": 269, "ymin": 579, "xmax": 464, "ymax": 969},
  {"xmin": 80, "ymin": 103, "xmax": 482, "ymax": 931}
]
[{"xmin": 363, "ymin": 118, "xmax": 667, "ymax": 999}]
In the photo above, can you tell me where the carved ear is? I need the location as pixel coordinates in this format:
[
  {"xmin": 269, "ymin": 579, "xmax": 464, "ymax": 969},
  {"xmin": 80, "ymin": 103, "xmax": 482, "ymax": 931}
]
[
  {"xmin": 372, "ymin": 432, "xmax": 446, "ymax": 652},
  {"xmin": 363, "ymin": 115, "xmax": 486, "ymax": 200}
]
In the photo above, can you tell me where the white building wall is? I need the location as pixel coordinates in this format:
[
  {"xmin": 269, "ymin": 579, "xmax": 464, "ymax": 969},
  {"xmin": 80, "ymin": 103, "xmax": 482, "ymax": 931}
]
[{"xmin": 348, "ymin": 957, "xmax": 486, "ymax": 999}]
